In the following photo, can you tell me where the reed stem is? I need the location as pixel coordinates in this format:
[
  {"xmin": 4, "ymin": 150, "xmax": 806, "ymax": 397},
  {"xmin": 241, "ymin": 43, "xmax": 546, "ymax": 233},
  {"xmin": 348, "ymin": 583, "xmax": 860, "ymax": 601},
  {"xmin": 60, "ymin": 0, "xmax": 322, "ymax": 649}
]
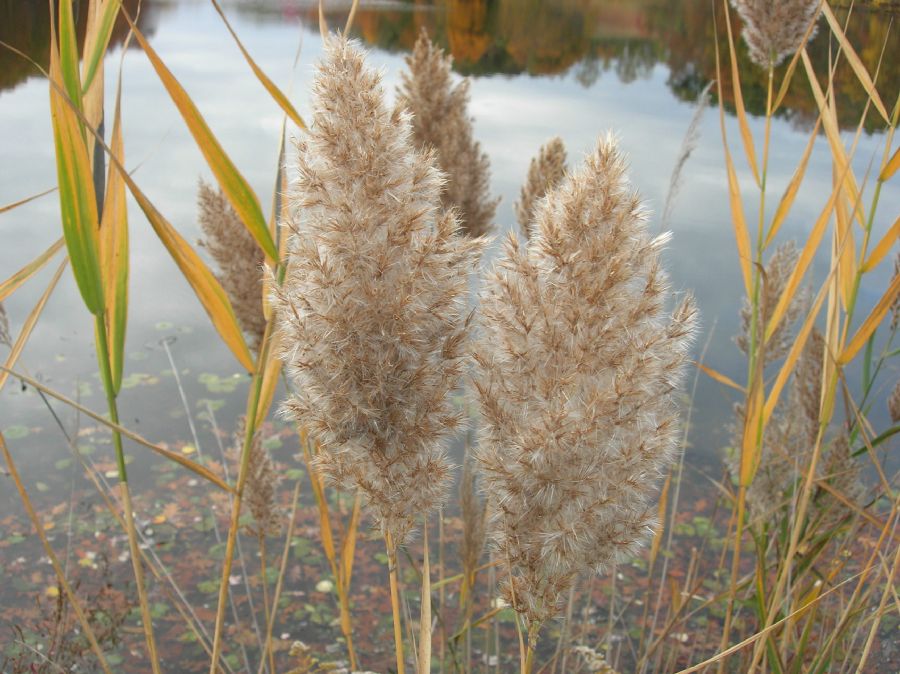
[{"xmin": 386, "ymin": 532, "xmax": 406, "ymax": 674}]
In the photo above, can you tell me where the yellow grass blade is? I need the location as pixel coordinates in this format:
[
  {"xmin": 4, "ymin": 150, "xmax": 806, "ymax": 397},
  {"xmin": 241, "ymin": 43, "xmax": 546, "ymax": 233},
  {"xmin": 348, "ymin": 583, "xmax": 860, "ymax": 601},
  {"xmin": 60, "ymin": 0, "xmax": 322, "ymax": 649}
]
[
  {"xmin": 801, "ymin": 48, "xmax": 866, "ymax": 229},
  {"xmin": 723, "ymin": 0, "xmax": 759, "ymax": 185},
  {"xmin": 861, "ymin": 214, "xmax": 899, "ymax": 272},
  {"xmin": 0, "ymin": 238, "xmax": 65, "ymax": 302},
  {"xmin": 50, "ymin": 35, "xmax": 104, "ymax": 316},
  {"xmin": 880, "ymin": 145, "xmax": 899, "ymax": 183},
  {"xmin": 764, "ymin": 119, "xmax": 820, "ymax": 248},
  {"xmin": 0, "ymin": 186, "xmax": 56, "ymax": 214},
  {"xmin": 715, "ymin": 31, "xmax": 752, "ymax": 294},
  {"xmin": 1, "ymin": 365, "xmax": 232, "ymax": 492},
  {"xmin": 832, "ymin": 164, "xmax": 856, "ymax": 309},
  {"xmin": 125, "ymin": 179, "xmax": 255, "ymax": 372},
  {"xmin": 740, "ymin": 377, "xmax": 764, "ymax": 486},
  {"xmin": 318, "ymin": 0, "xmax": 329, "ymax": 41},
  {"xmin": 764, "ymin": 273, "xmax": 830, "ymax": 424},
  {"xmin": 253, "ymin": 346, "xmax": 282, "ymax": 428},
  {"xmin": 764, "ymin": 176, "xmax": 841, "ymax": 343},
  {"xmin": 0, "ymin": 433, "xmax": 115, "ymax": 674},
  {"xmin": 209, "ymin": 0, "xmax": 306, "ymax": 131},
  {"xmin": 100, "ymin": 79, "xmax": 129, "ymax": 394},
  {"xmin": 303, "ymin": 440, "xmax": 337, "ymax": 565},
  {"xmin": 340, "ymin": 493, "xmax": 361, "ymax": 588},
  {"xmin": 648, "ymin": 473, "xmax": 671, "ymax": 569},
  {"xmin": 839, "ymin": 273, "xmax": 900, "ymax": 365},
  {"xmin": 0, "ymin": 260, "xmax": 68, "ymax": 394},
  {"xmin": 345, "ymin": 0, "xmax": 360, "ymax": 33},
  {"xmin": 419, "ymin": 524, "xmax": 432, "ymax": 674},
  {"xmin": 821, "ymin": 2, "xmax": 890, "ymax": 125},
  {"xmin": 772, "ymin": 6, "xmax": 821, "ymax": 113},
  {"xmin": 694, "ymin": 362, "xmax": 745, "ymax": 393},
  {"xmin": 81, "ymin": 0, "xmax": 121, "ymax": 94},
  {"xmin": 122, "ymin": 12, "xmax": 277, "ymax": 262}
]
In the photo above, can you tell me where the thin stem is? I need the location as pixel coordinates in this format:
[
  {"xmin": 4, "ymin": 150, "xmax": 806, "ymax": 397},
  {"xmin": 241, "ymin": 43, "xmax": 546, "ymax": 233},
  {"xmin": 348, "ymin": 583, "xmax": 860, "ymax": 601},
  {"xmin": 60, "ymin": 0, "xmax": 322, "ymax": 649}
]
[
  {"xmin": 95, "ymin": 314, "xmax": 162, "ymax": 674},
  {"xmin": 386, "ymin": 532, "xmax": 406, "ymax": 674},
  {"xmin": 259, "ymin": 534, "xmax": 276, "ymax": 674}
]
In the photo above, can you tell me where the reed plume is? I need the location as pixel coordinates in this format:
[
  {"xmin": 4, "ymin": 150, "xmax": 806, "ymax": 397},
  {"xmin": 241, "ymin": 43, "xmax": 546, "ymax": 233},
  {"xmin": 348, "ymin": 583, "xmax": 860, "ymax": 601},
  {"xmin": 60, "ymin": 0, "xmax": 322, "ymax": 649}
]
[
  {"xmin": 736, "ymin": 240, "xmax": 806, "ymax": 364},
  {"xmin": 730, "ymin": 0, "xmax": 820, "ymax": 69},
  {"xmin": 397, "ymin": 30, "xmax": 498, "ymax": 238},
  {"xmin": 231, "ymin": 418, "xmax": 282, "ymax": 537},
  {"xmin": 198, "ymin": 180, "xmax": 267, "ymax": 352},
  {"xmin": 515, "ymin": 137, "xmax": 567, "ymax": 240},
  {"xmin": 272, "ymin": 36, "xmax": 484, "ymax": 546},
  {"xmin": 473, "ymin": 134, "xmax": 697, "ymax": 632}
]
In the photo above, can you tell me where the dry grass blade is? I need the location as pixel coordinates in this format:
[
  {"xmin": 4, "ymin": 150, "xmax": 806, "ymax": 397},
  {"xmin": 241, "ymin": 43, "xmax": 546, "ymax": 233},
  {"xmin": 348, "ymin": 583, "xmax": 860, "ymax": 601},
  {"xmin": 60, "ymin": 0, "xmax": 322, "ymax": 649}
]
[
  {"xmin": 764, "ymin": 118, "xmax": 820, "ymax": 248},
  {"xmin": 0, "ymin": 365, "xmax": 231, "ymax": 491},
  {"xmin": 0, "ymin": 237, "xmax": 65, "ymax": 302},
  {"xmin": 0, "ymin": 432, "xmax": 114, "ymax": 674},
  {"xmin": 820, "ymin": 2, "xmax": 890, "ymax": 124},
  {"xmin": 880, "ymin": 145, "xmax": 899, "ymax": 182},
  {"xmin": 121, "ymin": 10, "xmax": 277, "ymax": 262},
  {"xmin": 208, "ymin": 0, "xmax": 306, "ymax": 130},
  {"xmin": 723, "ymin": 0, "xmax": 760, "ymax": 185},
  {"xmin": 0, "ymin": 186, "xmax": 57, "ymax": 214},
  {"xmin": 694, "ymin": 361, "xmax": 746, "ymax": 392},
  {"xmin": 772, "ymin": 3, "xmax": 822, "ymax": 112},
  {"xmin": 675, "ymin": 571, "xmax": 862, "ymax": 673},
  {"xmin": 862, "ymin": 214, "xmax": 899, "ymax": 272},
  {"xmin": 715, "ymin": 26, "xmax": 753, "ymax": 294},
  {"xmin": 0, "ymin": 259, "xmax": 67, "ymax": 394},
  {"xmin": 801, "ymin": 47, "xmax": 866, "ymax": 228},
  {"xmin": 344, "ymin": 0, "xmax": 360, "ymax": 33},
  {"xmin": 839, "ymin": 273, "xmax": 900, "ymax": 364}
]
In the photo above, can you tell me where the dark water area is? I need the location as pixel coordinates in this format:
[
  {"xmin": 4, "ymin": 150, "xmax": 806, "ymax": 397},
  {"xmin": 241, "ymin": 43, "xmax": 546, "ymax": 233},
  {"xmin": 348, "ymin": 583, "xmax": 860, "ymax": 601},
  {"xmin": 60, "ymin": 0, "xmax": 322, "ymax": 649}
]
[{"xmin": 0, "ymin": 0, "xmax": 898, "ymax": 670}]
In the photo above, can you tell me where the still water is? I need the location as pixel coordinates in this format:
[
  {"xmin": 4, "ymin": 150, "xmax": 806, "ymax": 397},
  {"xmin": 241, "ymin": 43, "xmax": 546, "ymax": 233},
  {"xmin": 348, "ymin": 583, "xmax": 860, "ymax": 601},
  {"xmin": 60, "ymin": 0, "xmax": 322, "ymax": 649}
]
[{"xmin": 0, "ymin": 0, "xmax": 897, "ymax": 669}]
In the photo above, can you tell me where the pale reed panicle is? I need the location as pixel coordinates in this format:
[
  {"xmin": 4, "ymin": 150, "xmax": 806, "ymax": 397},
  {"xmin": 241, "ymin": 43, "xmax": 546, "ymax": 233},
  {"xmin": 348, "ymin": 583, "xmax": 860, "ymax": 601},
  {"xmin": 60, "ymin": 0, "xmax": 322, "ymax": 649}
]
[
  {"xmin": 272, "ymin": 37, "xmax": 484, "ymax": 545},
  {"xmin": 515, "ymin": 137, "xmax": 567, "ymax": 240},
  {"xmin": 232, "ymin": 418, "xmax": 282, "ymax": 537},
  {"xmin": 473, "ymin": 134, "xmax": 697, "ymax": 625},
  {"xmin": 730, "ymin": 0, "xmax": 820, "ymax": 69},
  {"xmin": 397, "ymin": 30, "xmax": 498, "ymax": 238},
  {"xmin": 197, "ymin": 181, "xmax": 267, "ymax": 352},
  {"xmin": 736, "ymin": 240, "xmax": 806, "ymax": 365}
]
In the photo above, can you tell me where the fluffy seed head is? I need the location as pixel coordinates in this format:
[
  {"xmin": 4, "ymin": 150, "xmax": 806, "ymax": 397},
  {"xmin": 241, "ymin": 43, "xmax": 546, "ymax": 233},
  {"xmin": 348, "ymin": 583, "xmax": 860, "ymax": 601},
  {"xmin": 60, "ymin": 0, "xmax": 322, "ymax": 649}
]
[
  {"xmin": 198, "ymin": 181, "xmax": 267, "ymax": 352},
  {"xmin": 272, "ymin": 37, "xmax": 484, "ymax": 544},
  {"xmin": 889, "ymin": 380, "xmax": 900, "ymax": 424},
  {"xmin": 473, "ymin": 134, "xmax": 697, "ymax": 625},
  {"xmin": 730, "ymin": 0, "xmax": 820, "ymax": 69},
  {"xmin": 232, "ymin": 419, "xmax": 282, "ymax": 537},
  {"xmin": 515, "ymin": 137, "xmax": 567, "ymax": 240},
  {"xmin": 397, "ymin": 30, "xmax": 498, "ymax": 238}
]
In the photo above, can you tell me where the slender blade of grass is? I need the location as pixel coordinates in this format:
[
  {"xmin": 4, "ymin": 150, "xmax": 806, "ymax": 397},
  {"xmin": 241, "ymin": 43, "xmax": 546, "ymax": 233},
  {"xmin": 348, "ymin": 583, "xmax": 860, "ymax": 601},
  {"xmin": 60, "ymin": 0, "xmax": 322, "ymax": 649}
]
[
  {"xmin": 723, "ymin": 0, "xmax": 760, "ymax": 185},
  {"xmin": 694, "ymin": 362, "xmax": 745, "ymax": 393},
  {"xmin": 821, "ymin": 2, "xmax": 890, "ymax": 125},
  {"xmin": 861, "ymin": 214, "xmax": 899, "ymax": 271},
  {"xmin": 879, "ymin": 145, "xmax": 899, "ymax": 182},
  {"xmin": 81, "ymin": 0, "xmax": 122, "ymax": 94},
  {"xmin": 122, "ymin": 11, "xmax": 278, "ymax": 262},
  {"xmin": 764, "ymin": 119, "xmax": 820, "ymax": 248},
  {"xmin": 0, "ymin": 186, "xmax": 57, "ymax": 214},
  {"xmin": 0, "ymin": 238, "xmax": 65, "ymax": 302},
  {"xmin": 715, "ymin": 26, "xmax": 752, "ymax": 295},
  {"xmin": 832, "ymin": 163, "xmax": 856, "ymax": 309},
  {"xmin": 839, "ymin": 272, "xmax": 900, "ymax": 364},
  {"xmin": 57, "ymin": 0, "xmax": 83, "ymax": 115},
  {"xmin": 100, "ymin": 79, "xmax": 129, "ymax": 394},
  {"xmin": 208, "ymin": 0, "xmax": 306, "ymax": 130},
  {"xmin": 772, "ymin": 4, "xmax": 821, "ymax": 113},
  {"xmin": 0, "ymin": 259, "xmax": 68, "ymax": 394}
]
